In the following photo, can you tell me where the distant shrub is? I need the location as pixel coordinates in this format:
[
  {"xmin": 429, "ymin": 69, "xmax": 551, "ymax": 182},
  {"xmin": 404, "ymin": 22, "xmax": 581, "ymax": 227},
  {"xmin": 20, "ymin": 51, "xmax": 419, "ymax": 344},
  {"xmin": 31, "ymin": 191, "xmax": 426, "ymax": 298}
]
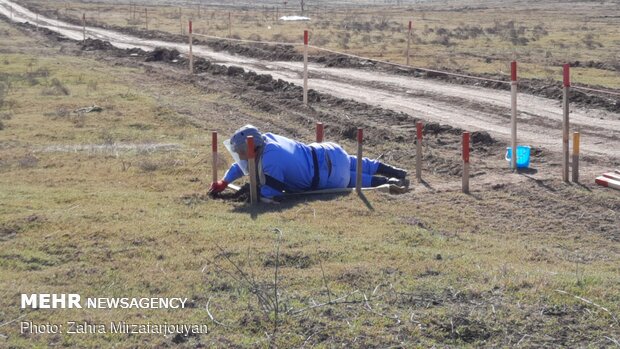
[
  {"xmin": 41, "ymin": 78, "xmax": 70, "ymax": 96},
  {"xmin": 18, "ymin": 154, "xmax": 39, "ymax": 168},
  {"xmin": 138, "ymin": 160, "xmax": 159, "ymax": 172}
]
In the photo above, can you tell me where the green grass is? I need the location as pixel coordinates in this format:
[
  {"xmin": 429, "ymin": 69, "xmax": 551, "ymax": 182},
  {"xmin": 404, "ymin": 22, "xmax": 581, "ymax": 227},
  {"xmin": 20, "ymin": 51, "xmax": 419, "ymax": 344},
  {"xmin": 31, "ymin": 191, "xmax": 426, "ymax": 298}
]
[{"xmin": 0, "ymin": 19, "xmax": 618, "ymax": 348}]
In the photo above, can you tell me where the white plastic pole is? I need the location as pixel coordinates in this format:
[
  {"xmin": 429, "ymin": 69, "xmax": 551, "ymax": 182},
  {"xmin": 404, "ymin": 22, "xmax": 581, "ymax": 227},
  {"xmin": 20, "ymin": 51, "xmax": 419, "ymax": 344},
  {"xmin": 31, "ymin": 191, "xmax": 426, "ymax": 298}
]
[
  {"xmin": 510, "ymin": 61, "xmax": 518, "ymax": 170},
  {"xmin": 303, "ymin": 30, "xmax": 309, "ymax": 106}
]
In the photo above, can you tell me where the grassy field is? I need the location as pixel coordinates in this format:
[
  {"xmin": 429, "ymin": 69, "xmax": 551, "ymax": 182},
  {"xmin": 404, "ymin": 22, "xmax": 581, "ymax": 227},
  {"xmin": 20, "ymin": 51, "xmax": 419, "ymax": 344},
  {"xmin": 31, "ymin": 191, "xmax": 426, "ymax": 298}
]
[
  {"xmin": 19, "ymin": 0, "xmax": 620, "ymax": 89},
  {"xmin": 0, "ymin": 16, "xmax": 619, "ymax": 348}
]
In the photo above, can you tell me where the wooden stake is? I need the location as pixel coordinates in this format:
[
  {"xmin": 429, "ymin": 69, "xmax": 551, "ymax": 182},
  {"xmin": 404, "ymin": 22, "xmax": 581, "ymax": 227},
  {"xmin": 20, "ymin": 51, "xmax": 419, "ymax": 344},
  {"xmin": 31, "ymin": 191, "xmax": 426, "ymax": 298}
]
[
  {"xmin": 188, "ymin": 20, "xmax": 193, "ymax": 74},
  {"xmin": 228, "ymin": 12, "xmax": 232, "ymax": 38},
  {"xmin": 303, "ymin": 30, "xmax": 309, "ymax": 105},
  {"xmin": 572, "ymin": 131, "xmax": 580, "ymax": 183},
  {"xmin": 247, "ymin": 136, "xmax": 258, "ymax": 205},
  {"xmin": 406, "ymin": 20, "xmax": 412, "ymax": 66},
  {"xmin": 462, "ymin": 132, "xmax": 470, "ymax": 193},
  {"xmin": 82, "ymin": 13, "xmax": 86, "ymax": 41},
  {"xmin": 316, "ymin": 122, "xmax": 324, "ymax": 143},
  {"xmin": 145, "ymin": 8, "xmax": 148, "ymax": 31},
  {"xmin": 562, "ymin": 64, "xmax": 571, "ymax": 182},
  {"xmin": 510, "ymin": 61, "xmax": 518, "ymax": 170},
  {"xmin": 356, "ymin": 128, "xmax": 363, "ymax": 194},
  {"xmin": 416, "ymin": 121, "xmax": 423, "ymax": 182},
  {"xmin": 212, "ymin": 131, "xmax": 218, "ymax": 184}
]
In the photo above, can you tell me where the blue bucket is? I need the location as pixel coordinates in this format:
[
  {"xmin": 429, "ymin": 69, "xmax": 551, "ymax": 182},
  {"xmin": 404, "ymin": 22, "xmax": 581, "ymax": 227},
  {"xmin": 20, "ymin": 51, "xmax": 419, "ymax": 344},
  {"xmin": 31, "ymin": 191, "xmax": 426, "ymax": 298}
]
[{"xmin": 505, "ymin": 146, "xmax": 531, "ymax": 168}]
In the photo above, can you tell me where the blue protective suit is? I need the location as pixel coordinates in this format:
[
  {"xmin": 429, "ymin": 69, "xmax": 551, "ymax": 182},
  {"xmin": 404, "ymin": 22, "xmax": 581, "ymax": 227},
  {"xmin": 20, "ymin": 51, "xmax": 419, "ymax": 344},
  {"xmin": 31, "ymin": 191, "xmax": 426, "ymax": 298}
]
[{"xmin": 223, "ymin": 133, "xmax": 380, "ymax": 198}]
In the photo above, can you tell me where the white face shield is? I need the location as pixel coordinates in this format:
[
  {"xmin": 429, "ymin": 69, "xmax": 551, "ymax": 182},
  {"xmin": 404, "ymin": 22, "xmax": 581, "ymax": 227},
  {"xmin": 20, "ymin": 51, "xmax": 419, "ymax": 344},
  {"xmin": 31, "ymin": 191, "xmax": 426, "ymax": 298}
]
[{"xmin": 223, "ymin": 138, "xmax": 249, "ymax": 175}]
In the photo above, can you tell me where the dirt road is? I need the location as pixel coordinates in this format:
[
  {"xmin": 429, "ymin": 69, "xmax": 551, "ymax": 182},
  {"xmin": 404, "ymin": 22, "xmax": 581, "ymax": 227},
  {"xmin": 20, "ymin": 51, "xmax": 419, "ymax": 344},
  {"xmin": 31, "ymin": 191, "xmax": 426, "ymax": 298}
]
[{"xmin": 1, "ymin": 0, "xmax": 618, "ymax": 162}]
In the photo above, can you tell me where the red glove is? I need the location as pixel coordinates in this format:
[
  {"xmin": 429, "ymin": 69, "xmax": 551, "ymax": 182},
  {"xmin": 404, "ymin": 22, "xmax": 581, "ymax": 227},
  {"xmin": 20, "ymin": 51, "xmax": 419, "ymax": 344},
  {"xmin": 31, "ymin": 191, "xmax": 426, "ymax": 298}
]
[{"xmin": 208, "ymin": 180, "xmax": 228, "ymax": 194}]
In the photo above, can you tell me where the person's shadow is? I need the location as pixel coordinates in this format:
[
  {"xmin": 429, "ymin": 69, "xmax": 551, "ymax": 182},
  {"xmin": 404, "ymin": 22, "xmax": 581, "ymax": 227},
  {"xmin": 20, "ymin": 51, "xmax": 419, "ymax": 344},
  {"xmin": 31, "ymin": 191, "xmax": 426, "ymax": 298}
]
[{"xmin": 230, "ymin": 191, "xmax": 374, "ymax": 219}]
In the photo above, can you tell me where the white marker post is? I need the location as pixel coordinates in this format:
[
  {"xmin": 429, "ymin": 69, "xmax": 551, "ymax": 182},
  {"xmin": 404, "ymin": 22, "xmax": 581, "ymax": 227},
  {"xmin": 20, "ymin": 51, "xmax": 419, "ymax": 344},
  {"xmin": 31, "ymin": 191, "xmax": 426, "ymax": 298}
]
[
  {"xmin": 356, "ymin": 128, "xmax": 363, "ymax": 194},
  {"xmin": 406, "ymin": 20, "xmax": 412, "ymax": 66},
  {"xmin": 416, "ymin": 121, "xmax": 423, "ymax": 182},
  {"xmin": 462, "ymin": 132, "xmax": 470, "ymax": 194},
  {"xmin": 303, "ymin": 30, "xmax": 309, "ymax": 106},
  {"xmin": 510, "ymin": 61, "xmax": 518, "ymax": 170},
  {"xmin": 246, "ymin": 136, "xmax": 258, "ymax": 205},
  {"xmin": 212, "ymin": 132, "xmax": 218, "ymax": 184},
  {"xmin": 562, "ymin": 64, "xmax": 570, "ymax": 182},
  {"xmin": 572, "ymin": 132, "xmax": 580, "ymax": 183},
  {"xmin": 188, "ymin": 20, "xmax": 193, "ymax": 74}
]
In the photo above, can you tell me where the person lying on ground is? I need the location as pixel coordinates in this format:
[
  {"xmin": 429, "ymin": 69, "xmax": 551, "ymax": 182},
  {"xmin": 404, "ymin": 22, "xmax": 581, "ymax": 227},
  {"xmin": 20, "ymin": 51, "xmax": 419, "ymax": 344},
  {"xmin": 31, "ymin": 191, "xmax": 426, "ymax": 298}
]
[{"xmin": 208, "ymin": 125, "xmax": 409, "ymax": 199}]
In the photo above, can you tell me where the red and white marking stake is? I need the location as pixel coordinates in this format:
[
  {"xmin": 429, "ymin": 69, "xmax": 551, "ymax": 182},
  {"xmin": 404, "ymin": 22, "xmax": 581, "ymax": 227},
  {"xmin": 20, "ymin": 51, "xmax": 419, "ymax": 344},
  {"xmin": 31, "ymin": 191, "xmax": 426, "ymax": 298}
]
[
  {"xmin": 562, "ymin": 64, "xmax": 571, "ymax": 182},
  {"xmin": 406, "ymin": 20, "xmax": 412, "ymax": 66},
  {"xmin": 603, "ymin": 172, "xmax": 620, "ymax": 181},
  {"xmin": 416, "ymin": 121, "xmax": 423, "ymax": 182},
  {"xmin": 462, "ymin": 132, "xmax": 470, "ymax": 193},
  {"xmin": 510, "ymin": 61, "xmax": 518, "ymax": 170},
  {"xmin": 595, "ymin": 176, "xmax": 620, "ymax": 191},
  {"xmin": 316, "ymin": 122, "xmax": 324, "ymax": 143},
  {"xmin": 246, "ymin": 136, "xmax": 258, "ymax": 205},
  {"xmin": 188, "ymin": 20, "xmax": 193, "ymax": 74},
  {"xmin": 356, "ymin": 128, "xmax": 363, "ymax": 194},
  {"xmin": 211, "ymin": 131, "xmax": 218, "ymax": 184},
  {"xmin": 303, "ymin": 30, "xmax": 309, "ymax": 105}
]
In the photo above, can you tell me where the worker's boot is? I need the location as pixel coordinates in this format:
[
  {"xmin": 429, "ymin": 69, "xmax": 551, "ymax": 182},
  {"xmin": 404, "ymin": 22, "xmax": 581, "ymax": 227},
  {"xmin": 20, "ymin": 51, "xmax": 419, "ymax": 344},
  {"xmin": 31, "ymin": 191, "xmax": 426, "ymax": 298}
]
[
  {"xmin": 387, "ymin": 177, "xmax": 410, "ymax": 188},
  {"xmin": 377, "ymin": 163, "xmax": 408, "ymax": 179}
]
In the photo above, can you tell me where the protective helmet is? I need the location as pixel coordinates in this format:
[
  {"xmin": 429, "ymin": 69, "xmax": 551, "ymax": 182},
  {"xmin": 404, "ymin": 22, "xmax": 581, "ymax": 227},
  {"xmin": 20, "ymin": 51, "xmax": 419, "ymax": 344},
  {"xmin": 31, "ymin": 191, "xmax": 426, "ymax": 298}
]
[{"xmin": 223, "ymin": 125, "xmax": 265, "ymax": 175}]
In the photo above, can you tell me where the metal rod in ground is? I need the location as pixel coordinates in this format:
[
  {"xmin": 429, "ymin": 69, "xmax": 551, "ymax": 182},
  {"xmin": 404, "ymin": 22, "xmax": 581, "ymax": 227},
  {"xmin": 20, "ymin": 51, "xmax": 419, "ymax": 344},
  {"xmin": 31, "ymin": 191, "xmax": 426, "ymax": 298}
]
[
  {"xmin": 212, "ymin": 131, "xmax": 218, "ymax": 184},
  {"xmin": 462, "ymin": 132, "xmax": 470, "ymax": 194},
  {"xmin": 562, "ymin": 64, "xmax": 571, "ymax": 182},
  {"xmin": 510, "ymin": 61, "xmax": 518, "ymax": 170},
  {"xmin": 316, "ymin": 122, "xmax": 324, "ymax": 142},
  {"xmin": 406, "ymin": 20, "xmax": 411, "ymax": 66},
  {"xmin": 572, "ymin": 131, "xmax": 580, "ymax": 183},
  {"xmin": 246, "ymin": 136, "xmax": 258, "ymax": 205},
  {"xmin": 356, "ymin": 128, "xmax": 363, "ymax": 194},
  {"xmin": 303, "ymin": 30, "xmax": 309, "ymax": 105},
  {"xmin": 416, "ymin": 121, "xmax": 423, "ymax": 182},
  {"xmin": 188, "ymin": 20, "xmax": 193, "ymax": 73}
]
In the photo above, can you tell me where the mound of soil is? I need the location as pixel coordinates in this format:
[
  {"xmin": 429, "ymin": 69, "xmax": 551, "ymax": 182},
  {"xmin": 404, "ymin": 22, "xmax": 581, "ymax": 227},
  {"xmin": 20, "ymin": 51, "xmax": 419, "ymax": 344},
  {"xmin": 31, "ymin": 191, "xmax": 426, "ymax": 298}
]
[{"xmin": 145, "ymin": 47, "xmax": 180, "ymax": 62}]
